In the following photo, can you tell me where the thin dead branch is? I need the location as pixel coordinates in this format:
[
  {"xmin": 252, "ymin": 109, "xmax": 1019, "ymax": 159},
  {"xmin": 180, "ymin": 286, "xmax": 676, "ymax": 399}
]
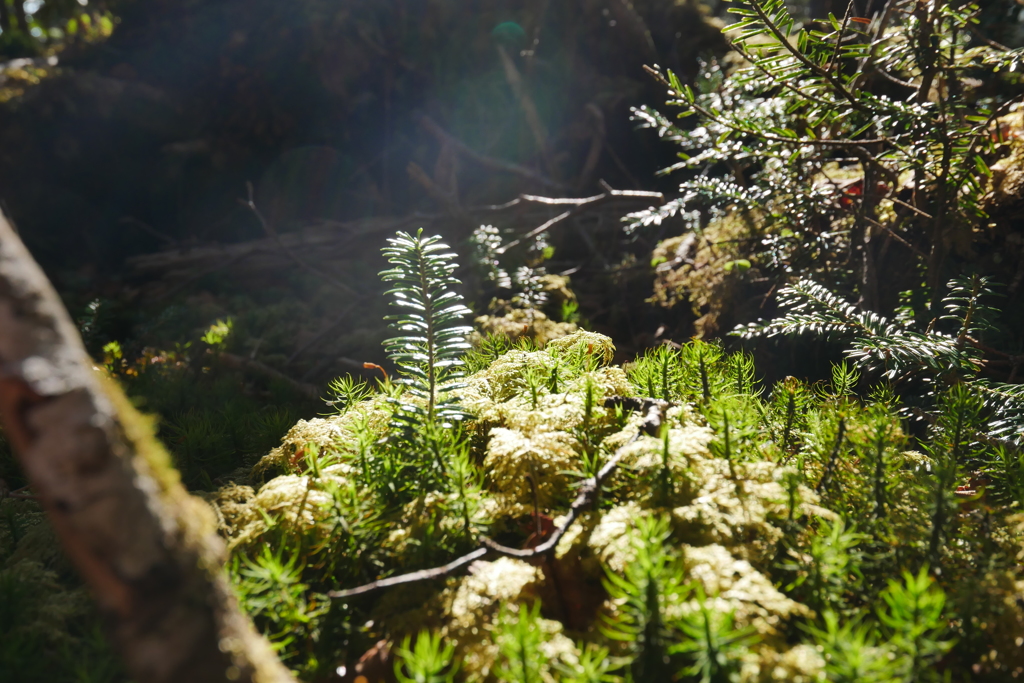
[
  {"xmin": 479, "ymin": 431, "xmax": 640, "ymax": 559},
  {"xmin": 328, "ymin": 548, "xmax": 489, "ymax": 599},
  {"xmin": 496, "ymin": 186, "xmax": 665, "ymax": 254}
]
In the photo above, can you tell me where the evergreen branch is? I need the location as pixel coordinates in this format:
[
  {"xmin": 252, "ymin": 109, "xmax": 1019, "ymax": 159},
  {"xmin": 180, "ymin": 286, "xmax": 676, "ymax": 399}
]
[
  {"xmin": 732, "ymin": 41, "xmax": 846, "ymax": 110},
  {"xmin": 730, "ymin": 0, "xmax": 868, "ymax": 112},
  {"xmin": 646, "ymin": 71, "xmax": 887, "ymax": 148},
  {"xmin": 737, "ymin": 279, "xmax": 980, "ymax": 379},
  {"xmin": 973, "ymin": 381, "xmax": 1024, "ymax": 444},
  {"xmin": 739, "ymin": 277, "xmax": 1024, "ymax": 444}
]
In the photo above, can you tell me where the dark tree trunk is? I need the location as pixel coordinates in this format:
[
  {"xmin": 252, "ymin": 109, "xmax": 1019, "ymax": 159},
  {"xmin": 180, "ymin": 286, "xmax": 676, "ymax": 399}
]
[
  {"xmin": 11, "ymin": 0, "xmax": 26, "ymax": 31},
  {"xmin": 1, "ymin": 0, "xmax": 11, "ymax": 33}
]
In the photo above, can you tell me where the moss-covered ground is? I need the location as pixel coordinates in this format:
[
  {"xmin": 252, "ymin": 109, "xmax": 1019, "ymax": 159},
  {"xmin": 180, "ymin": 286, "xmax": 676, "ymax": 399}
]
[{"xmin": 195, "ymin": 330, "xmax": 1024, "ymax": 682}]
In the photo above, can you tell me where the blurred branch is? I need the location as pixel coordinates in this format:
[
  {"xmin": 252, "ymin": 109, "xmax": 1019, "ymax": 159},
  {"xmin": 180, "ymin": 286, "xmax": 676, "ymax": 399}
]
[
  {"xmin": 419, "ymin": 115, "xmax": 564, "ymax": 191},
  {"xmin": 496, "ymin": 45, "xmax": 554, "ymax": 175},
  {"xmin": 609, "ymin": 0, "xmax": 658, "ymax": 62},
  {"xmin": 576, "ymin": 103, "xmax": 607, "ymax": 193},
  {"xmin": 286, "ymin": 297, "xmax": 370, "ymax": 366},
  {"xmin": 120, "ymin": 216, "xmax": 178, "ymax": 247},
  {"xmin": 0, "ymin": 211, "xmax": 295, "ymax": 683},
  {"xmin": 407, "ymin": 161, "xmax": 465, "ymax": 216},
  {"xmin": 128, "ymin": 189, "xmax": 660, "ymax": 284},
  {"xmin": 240, "ymin": 182, "xmax": 358, "ymax": 296}
]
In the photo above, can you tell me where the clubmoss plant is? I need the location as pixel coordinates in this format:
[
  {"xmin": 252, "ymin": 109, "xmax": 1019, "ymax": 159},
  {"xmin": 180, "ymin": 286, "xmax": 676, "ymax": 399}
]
[
  {"xmin": 394, "ymin": 630, "xmax": 460, "ymax": 683},
  {"xmin": 671, "ymin": 587, "xmax": 756, "ymax": 683},
  {"xmin": 801, "ymin": 611, "xmax": 898, "ymax": 683},
  {"xmin": 877, "ymin": 568, "xmax": 954, "ymax": 682},
  {"xmin": 494, "ymin": 601, "xmax": 548, "ymax": 683},
  {"xmin": 601, "ymin": 516, "xmax": 690, "ymax": 682}
]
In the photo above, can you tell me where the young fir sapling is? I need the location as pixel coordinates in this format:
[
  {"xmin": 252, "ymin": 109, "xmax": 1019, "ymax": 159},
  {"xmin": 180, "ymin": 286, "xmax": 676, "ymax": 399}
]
[
  {"xmin": 375, "ymin": 229, "xmax": 477, "ymax": 503},
  {"xmin": 381, "ymin": 229, "xmax": 473, "ymax": 430}
]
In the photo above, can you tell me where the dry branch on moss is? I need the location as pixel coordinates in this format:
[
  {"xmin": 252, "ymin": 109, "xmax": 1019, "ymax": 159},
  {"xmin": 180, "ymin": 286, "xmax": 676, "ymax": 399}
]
[{"xmin": 328, "ymin": 398, "xmax": 667, "ymax": 600}]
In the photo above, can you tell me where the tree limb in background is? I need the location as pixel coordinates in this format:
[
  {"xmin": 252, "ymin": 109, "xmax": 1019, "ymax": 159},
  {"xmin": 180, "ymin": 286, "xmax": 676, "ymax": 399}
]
[
  {"xmin": 126, "ymin": 189, "xmax": 664, "ymax": 292},
  {"xmin": 0, "ymin": 212, "xmax": 295, "ymax": 683},
  {"xmin": 496, "ymin": 45, "xmax": 554, "ymax": 176},
  {"xmin": 241, "ymin": 182, "xmax": 358, "ymax": 296},
  {"xmin": 419, "ymin": 115, "xmax": 565, "ymax": 191}
]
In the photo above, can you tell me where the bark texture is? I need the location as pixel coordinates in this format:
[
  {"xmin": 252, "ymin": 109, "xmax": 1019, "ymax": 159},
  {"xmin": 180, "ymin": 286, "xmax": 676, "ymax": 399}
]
[{"xmin": 0, "ymin": 211, "xmax": 294, "ymax": 683}]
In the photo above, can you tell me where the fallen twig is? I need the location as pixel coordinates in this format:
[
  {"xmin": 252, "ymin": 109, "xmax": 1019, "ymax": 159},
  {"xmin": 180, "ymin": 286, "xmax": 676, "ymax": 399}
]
[
  {"xmin": 496, "ymin": 186, "xmax": 664, "ymax": 254},
  {"xmin": 480, "ymin": 431, "xmax": 640, "ymax": 559},
  {"xmin": 328, "ymin": 548, "xmax": 489, "ymax": 599}
]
